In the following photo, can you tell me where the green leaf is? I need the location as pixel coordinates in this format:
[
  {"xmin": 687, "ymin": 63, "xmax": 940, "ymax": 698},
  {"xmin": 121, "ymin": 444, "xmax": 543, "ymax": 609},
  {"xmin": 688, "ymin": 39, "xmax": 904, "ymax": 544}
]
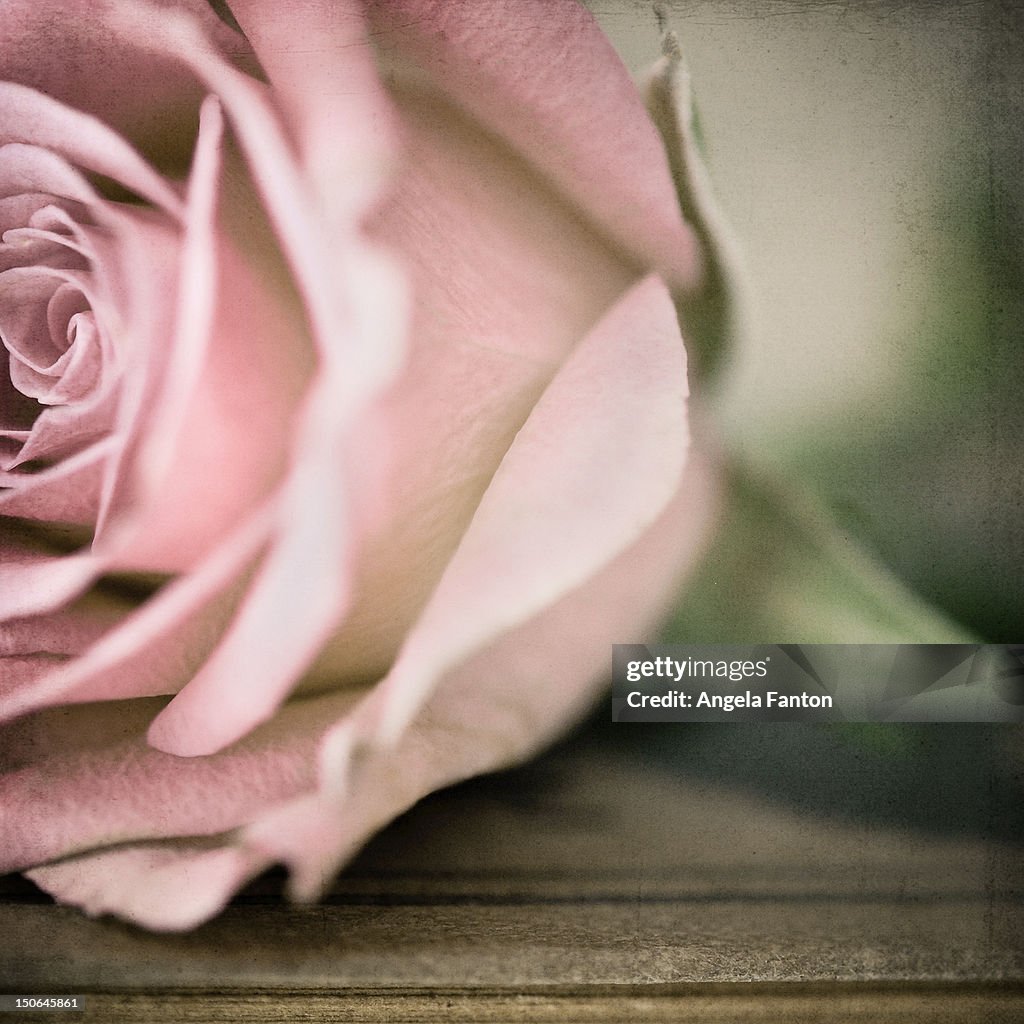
[{"xmin": 664, "ymin": 459, "xmax": 977, "ymax": 644}]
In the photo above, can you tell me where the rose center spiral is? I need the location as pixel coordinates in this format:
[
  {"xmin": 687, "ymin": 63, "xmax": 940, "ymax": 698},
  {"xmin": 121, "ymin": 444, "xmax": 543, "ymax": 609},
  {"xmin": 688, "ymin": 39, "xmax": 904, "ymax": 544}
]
[{"xmin": 0, "ymin": 189, "xmax": 115, "ymax": 476}]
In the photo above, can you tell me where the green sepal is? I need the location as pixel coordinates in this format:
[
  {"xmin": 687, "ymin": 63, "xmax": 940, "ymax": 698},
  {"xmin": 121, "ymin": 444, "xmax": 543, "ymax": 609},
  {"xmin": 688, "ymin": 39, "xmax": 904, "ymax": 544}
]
[{"xmin": 644, "ymin": 30, "xmax": 749, "ymax": 387}]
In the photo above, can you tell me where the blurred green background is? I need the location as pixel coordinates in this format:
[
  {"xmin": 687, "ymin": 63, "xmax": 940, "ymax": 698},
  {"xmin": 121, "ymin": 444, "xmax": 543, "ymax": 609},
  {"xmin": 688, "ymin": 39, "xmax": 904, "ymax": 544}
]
[{"xmin": 586, "ymin": 0, "xmax": 1022, "ymax": 644}]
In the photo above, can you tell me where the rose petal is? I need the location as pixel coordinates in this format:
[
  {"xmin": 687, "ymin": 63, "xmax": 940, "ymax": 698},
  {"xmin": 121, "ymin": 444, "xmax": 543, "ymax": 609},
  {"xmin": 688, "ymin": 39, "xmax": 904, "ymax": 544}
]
[
  {"xmin": 0, "ymin": 147, "xmax": 132, "ymax": 471},
  {"xmin": 1, "ymin": 695, "xmax": 163, "ymax": 774},
  {"xmin": 0, "ymin": 502, "xmax": 271, "ymax": 723},
  {"xmin": 5, "ymin": 0, "xmax": 714, "ymax": 937},
  {"xmin": 107, "ymin": 2, "xmax": 401, "ymax": 391},
  {"xmin": 148, "ymin": 270, "xmax": 679, "ymax": 759},
  {"xmin": 361, "ymin": 274, "xmax": 689, "ymax": 741},
  {"xmin": 0, "ymin": 98, "xmax": 220, "ymax": 622},
  {"xmin": 91, "ymin": 96, "xmax": 223, "ymax": 563},
  {"xmin": 226, "ymin": 0, "xmax": 397, "ymax": 221},
  {"xmin": 143, "ymin": 64, "xmax": 642, "ymax": 754},
  {"xmin": 25, "ymin": 450, "xmax": 719, "ymax": 930},
  {"xmin": 0, "ymin": 441, "xmax": 112, "ymax": 522},
  {"xmin": 0, "ymin": 686, "xmax": 363, "ymax": 873},
  {"xmin": 28, "ymin": 843, "xmax": 265, "ymax": 933},
  {"xmin": 0, "ymin": 83, "xmax": 182, "ymax": 216},
  {"xmin": 302, "ymin": 80, "xmax": 638, "ymax": 687},
  {"xmin": 105, "ymin": 4, "xmax": 410, "ymax": 757},
  {"xmin": 105, "ymin": 102, "xmax": 315, "ymax": 574},
  {"xmin": 1, "ymin": 0, "xmax": 252, "ymax": 172},
  {"xmin": 365, "ymin": 0, "xmax": 700, "ymax": 288},
  {"xmin": 0, "ymin": 540, "xmax": 100, "ymax": 621},
  {"xmin": 145, "ymin": 250, "xmax": 407, "ymax": 757},
  {"xmin": 0, "ymin": 602, "xmax": 119, "ymax": 664},
  {"xmin": 0, "ymin": 132, "xmax": 184, "ymax": 536}
]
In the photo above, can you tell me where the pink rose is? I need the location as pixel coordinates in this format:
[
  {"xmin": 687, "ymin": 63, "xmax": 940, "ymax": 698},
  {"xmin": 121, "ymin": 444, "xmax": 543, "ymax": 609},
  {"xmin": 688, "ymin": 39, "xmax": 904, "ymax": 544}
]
[{"xmin": 1, "ymin": 0, "xmax": 716, "ymax": 930}]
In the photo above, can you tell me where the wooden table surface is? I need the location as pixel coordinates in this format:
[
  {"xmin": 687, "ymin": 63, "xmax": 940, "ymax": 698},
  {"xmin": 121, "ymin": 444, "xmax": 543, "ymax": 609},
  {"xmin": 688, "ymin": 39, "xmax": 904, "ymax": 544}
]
[{"xmin": 2, "ymin": 721, "xmax": 1022, "ymax": 1021}]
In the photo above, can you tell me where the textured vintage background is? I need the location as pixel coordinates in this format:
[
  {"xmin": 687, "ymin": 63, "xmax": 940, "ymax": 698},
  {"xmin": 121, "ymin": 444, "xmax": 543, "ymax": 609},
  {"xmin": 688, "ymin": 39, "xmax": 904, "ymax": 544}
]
[
  {"xmin": 3, "ymin": 1, "xmax": 1022, "ymax": 1020},
  {"xmin": 589, "ymin": 0, "xmax": 1024, "ymax": 642}
]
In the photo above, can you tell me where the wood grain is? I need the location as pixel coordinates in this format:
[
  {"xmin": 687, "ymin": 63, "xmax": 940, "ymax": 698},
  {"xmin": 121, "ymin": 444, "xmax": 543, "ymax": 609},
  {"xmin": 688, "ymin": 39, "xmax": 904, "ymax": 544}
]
[
  {"xmin": 49, "ymin": 983, "xmax": 1024, "ymax": 1023},
  {"xmin": 2, "ymin": 722, "xmax": 1021, "ymax": 1020}
]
